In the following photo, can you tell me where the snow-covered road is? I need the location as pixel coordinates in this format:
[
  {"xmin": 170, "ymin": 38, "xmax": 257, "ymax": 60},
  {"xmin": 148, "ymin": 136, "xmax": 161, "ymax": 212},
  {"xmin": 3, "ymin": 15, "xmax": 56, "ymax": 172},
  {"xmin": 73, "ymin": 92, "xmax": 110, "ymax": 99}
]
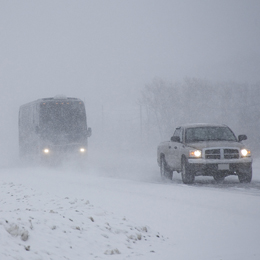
[{"xmin": 1, "ymin": 151, "xmax": 260, "ymax": 260}]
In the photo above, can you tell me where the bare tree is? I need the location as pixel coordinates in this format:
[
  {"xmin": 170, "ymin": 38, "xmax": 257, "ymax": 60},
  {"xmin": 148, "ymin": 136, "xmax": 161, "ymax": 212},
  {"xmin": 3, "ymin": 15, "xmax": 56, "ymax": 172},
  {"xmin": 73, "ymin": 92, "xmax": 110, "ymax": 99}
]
[{"xmin": 140, "ymin": 78, "xmax": 260, "ymax": 152}]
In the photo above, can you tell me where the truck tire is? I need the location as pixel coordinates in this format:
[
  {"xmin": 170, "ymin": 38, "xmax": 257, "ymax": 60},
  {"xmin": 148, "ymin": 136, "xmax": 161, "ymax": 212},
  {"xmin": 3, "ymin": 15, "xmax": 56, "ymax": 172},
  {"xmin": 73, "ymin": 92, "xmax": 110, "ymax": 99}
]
[
  {"xmin": 181, "ymin": 158, "xmax": 195, "ymax": 184},
  {"xmin": 238, "ymin": 167, "xmax": 252, "ymax": 183},
  {"xmin": 160, "ymin": 157, "xmax": 173, "ymax": 180}
]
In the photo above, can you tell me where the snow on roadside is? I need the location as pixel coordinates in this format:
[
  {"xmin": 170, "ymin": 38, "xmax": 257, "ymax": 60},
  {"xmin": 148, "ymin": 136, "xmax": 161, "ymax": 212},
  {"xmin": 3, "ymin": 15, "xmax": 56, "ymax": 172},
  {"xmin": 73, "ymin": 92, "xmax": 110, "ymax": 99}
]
[{"xmin": 0, "ymin": 181, "xmax": 166, "ymax": 260}]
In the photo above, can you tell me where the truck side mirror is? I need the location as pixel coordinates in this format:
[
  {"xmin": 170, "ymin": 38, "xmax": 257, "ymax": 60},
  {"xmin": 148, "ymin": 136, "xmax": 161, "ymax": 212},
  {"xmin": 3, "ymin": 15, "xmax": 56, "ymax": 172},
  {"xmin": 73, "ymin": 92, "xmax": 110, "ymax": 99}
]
[
  {"xmin": 238, "ymin": 135, "xmax": 247, "ymax": 142},
  {"xmin": 171, "ymin": 136, "xmax": 180, "ymax": 142},
  {"xmin": 87, "ymin": 127, "xmax": 92, "ymax": 137}
]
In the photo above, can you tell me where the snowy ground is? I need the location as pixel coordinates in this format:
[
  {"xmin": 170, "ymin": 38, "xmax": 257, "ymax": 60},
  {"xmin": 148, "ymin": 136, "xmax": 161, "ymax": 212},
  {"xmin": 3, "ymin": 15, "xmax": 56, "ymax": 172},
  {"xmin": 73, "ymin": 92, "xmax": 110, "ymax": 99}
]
[{"xmin": 1, "ymin": 149, "xmax": 260, "ymax": 260}]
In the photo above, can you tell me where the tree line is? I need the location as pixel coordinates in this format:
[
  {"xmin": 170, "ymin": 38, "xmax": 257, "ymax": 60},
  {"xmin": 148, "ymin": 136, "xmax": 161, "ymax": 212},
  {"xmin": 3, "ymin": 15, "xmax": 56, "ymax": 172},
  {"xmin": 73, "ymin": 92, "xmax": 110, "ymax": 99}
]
[{"xmin": 140, "ymin": 78, "xmax": 260, "ymax": 152}]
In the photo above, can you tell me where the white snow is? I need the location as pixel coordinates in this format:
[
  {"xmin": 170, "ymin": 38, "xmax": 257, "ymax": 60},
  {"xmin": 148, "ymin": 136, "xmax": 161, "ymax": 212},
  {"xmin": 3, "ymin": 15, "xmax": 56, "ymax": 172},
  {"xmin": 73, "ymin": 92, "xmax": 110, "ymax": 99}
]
[{"xmin": 1, "ymin": 150, "xmax": 260, "ymax": 260}]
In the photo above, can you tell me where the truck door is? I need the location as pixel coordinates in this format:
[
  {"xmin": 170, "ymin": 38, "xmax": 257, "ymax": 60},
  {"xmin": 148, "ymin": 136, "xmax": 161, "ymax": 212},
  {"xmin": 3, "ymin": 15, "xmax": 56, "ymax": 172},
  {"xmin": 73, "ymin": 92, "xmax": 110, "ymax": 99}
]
[
  {"xmin": 174, "ymin": 127, "xmax": 185, "ymax": 171},
  {"xmin": 166, "ymin": 127, "xmax": 182, "ymax": 169}
]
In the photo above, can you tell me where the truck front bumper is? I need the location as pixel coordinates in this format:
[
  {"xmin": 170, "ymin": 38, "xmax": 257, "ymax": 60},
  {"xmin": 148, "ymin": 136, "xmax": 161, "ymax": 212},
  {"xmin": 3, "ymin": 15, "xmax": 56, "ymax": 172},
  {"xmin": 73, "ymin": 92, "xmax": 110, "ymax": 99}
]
[
  {"xmin": 188, "ymin": 158, "xmax": 252, "ymax": 164},
  {"xmin": 187, "ymin": 158, "xmax": 252, "ymax": 176}
]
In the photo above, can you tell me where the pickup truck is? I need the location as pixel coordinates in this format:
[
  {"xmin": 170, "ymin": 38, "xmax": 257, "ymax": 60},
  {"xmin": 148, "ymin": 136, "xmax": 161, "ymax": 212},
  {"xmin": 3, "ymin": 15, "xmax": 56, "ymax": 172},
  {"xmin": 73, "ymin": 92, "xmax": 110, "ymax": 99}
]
[{"xmin": 157, "ymin": 123, "xmax": 252, "ymax": 184}]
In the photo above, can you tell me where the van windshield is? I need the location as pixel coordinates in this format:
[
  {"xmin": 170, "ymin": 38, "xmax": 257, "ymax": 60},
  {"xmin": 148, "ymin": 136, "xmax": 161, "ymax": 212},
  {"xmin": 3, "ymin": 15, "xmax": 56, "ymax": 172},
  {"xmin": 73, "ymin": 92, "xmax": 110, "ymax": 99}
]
[
  {"xmin": 39, "ymin": 101, "xmax": 87, "ymax": 137},
  {"xmin": 185, "ymin": 127, "xmax": 237, "ymax": 143}
]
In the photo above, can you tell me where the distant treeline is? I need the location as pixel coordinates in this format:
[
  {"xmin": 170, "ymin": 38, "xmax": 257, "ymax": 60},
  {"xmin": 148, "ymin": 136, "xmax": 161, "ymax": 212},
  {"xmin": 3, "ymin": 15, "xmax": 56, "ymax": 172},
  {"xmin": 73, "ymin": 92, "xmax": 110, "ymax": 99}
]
[{"xmin": 140, "ymin": 78, "xmax": 260, "ymax": 152}]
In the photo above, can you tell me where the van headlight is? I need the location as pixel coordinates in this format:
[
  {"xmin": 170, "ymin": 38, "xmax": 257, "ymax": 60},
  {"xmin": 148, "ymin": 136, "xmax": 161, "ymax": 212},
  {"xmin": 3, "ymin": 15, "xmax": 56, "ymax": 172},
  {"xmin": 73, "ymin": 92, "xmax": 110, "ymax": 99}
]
[
  {"xmin": 79, "ymin": 148, "xmax": 86, "ymax": 153},
  {"xmin": 43, "ymin": 148, "xmax": 50, "ymax": 154},
  {"xmin": 189, "ymin": 149, "xmax": 202, "ymax": 158},
  {"xmin": 241, "ymin": 149, "xmax": 251, "ymax": 157}
]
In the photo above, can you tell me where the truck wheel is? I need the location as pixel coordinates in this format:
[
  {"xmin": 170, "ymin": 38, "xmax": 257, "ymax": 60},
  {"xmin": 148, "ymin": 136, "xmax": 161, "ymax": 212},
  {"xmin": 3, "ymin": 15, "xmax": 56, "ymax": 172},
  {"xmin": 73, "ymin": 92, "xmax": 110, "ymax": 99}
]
[
  {"xmin": 238, "ymin": 168, "xmax": 252, "ymax": 183},
  {"xmin": 160, "ymin": 158, "xmax": 173, "ymax": 180},
  {"xmin": 181, "ymin": 158, "xmax": 195, "ymax": 184}
]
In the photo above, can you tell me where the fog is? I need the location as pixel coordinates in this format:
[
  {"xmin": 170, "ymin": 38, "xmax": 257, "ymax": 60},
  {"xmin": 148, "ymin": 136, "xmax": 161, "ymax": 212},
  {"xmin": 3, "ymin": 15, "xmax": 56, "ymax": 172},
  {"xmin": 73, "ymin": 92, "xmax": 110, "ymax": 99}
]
[{"xmin": 1, "ymin": 0, "xmax": 260, "ymax": 166}]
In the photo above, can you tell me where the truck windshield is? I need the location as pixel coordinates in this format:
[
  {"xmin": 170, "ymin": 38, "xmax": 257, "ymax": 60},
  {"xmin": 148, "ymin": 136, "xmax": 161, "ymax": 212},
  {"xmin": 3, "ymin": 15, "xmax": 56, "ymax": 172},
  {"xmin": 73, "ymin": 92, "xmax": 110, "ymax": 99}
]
[
  {"xmin": 185, "ymin": 127, "xmax": 237, "ymax": 143},
  {"xmin": 39, "ymin": 101, "xmax": 87, "ymax": 137}
]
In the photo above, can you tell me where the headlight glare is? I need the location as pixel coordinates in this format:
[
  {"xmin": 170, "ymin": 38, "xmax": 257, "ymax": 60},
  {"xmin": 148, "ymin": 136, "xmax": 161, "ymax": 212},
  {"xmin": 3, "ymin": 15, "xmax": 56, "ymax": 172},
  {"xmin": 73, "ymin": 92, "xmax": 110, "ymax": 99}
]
[
  {"xmin": 189, "ymin": 149, "xmax": 202, "ymax": 158},
  {"xmin": 43, "ymin": 148, "xmax": 50, "ymax": 154},
  {"xmin": 241, "ymin": 149, "xmax": 251, "ymax": 157},
  {"xmin": 80, "ymin": 148, "xmax": 86, "ymax": 153}
]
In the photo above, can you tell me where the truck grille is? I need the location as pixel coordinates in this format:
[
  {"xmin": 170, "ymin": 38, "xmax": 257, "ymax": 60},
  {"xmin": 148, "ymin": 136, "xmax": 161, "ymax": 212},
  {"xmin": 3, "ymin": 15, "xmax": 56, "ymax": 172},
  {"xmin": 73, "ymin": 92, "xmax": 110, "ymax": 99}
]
[
  {"xmin": 205, "ymin": 148, "xmax": 239, "ymax": 159},
  {"xmin": 205, "ymin": 149, "xmax": 220, "ymax": 159},
  {"xmin": 224, "ymin": 149, "xmax": 239, "ymax": 159}
]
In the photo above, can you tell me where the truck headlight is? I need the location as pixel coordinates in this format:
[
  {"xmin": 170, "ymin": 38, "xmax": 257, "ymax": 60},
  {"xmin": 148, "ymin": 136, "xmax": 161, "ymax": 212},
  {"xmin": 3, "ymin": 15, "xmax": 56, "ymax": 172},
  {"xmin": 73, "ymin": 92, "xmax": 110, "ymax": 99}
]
[
  {"xmin": 241, "ymin": 149, "xmax": 251, "ymax": 157},
  {"xmin": 189, "ymin": 149, "xmax": 202, "ymax": 158},
  {"xmin": 79, "ymin": 148, "xmax": 86, "ymax": 153}
]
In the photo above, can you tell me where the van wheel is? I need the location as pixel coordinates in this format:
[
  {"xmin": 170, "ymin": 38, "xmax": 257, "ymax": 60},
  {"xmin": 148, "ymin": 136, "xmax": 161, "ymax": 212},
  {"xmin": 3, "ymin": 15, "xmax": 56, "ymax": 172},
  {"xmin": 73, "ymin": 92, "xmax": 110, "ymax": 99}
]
[
  {"xmin": 160, "ymin": 157, "xmax": 173, "ymax": 180},
  {"xmin": 181, "ymin": 158, "xmax": 194, "ymax": 184}
]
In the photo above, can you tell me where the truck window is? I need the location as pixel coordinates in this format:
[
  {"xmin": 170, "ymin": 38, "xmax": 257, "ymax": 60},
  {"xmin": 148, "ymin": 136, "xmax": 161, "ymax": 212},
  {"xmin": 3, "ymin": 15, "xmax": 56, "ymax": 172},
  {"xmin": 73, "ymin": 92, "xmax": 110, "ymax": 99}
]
[
  {"xmin": 173, "ymin": 127, "xmax": 183, "ymax": 142},
  {"xmin": 185, "ymin": 127, "xmax": 237, "ymax": 143}
]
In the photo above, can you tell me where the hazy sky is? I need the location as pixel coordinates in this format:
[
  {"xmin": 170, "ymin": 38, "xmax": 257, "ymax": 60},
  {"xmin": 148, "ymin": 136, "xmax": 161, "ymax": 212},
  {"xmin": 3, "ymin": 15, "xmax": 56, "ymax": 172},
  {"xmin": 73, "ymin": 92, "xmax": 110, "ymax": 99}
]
[{"xmin": 1, "ymin": 0, "xmax": 260, "ymax": 161}]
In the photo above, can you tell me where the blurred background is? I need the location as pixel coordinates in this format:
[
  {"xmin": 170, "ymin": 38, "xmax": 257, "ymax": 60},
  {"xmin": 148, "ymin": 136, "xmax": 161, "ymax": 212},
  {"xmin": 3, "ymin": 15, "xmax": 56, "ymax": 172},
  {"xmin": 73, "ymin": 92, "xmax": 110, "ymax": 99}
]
[{"xmin": 1, "ymin": 0, "xmax": 260, "ymax": 166}]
